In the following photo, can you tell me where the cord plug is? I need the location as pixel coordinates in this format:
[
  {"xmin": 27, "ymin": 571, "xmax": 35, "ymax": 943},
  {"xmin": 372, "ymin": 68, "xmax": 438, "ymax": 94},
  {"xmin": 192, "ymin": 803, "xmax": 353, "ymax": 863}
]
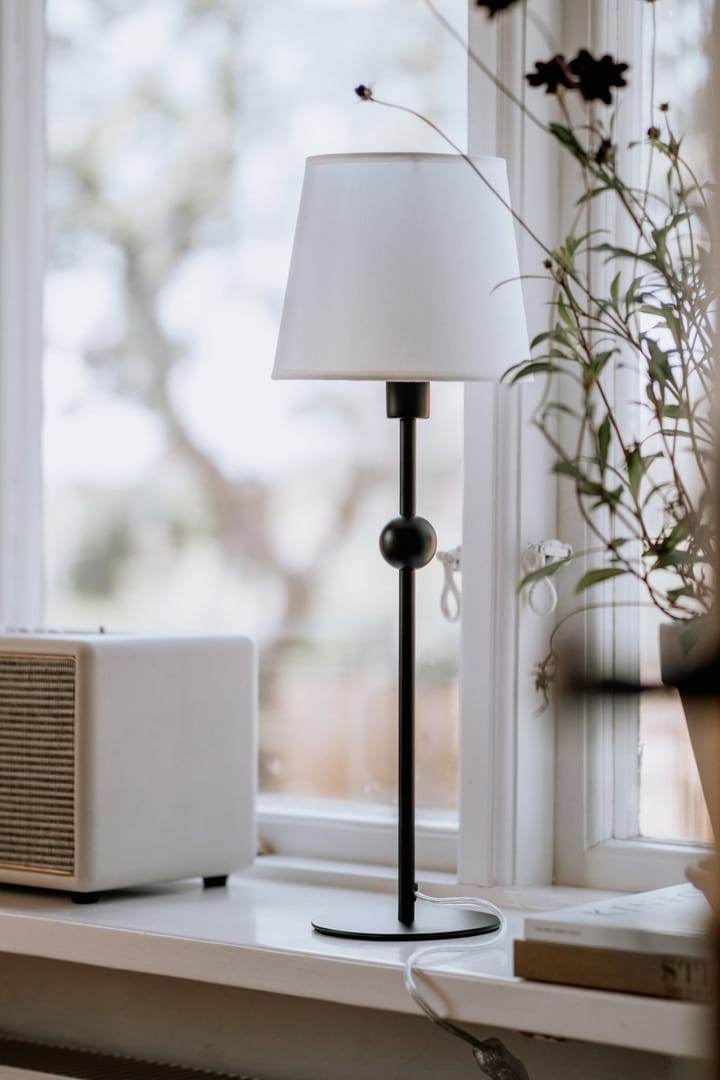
[{"xmin": 473, "ymin": 1038, "xmax": 530, "ymax": 1079}]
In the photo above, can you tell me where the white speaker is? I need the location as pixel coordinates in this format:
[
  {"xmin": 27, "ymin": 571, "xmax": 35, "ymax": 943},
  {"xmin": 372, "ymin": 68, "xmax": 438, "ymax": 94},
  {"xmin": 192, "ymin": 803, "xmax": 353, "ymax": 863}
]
[{"xmin": 0, "ymin": 630, "xmax": 257, "ymax": 901}]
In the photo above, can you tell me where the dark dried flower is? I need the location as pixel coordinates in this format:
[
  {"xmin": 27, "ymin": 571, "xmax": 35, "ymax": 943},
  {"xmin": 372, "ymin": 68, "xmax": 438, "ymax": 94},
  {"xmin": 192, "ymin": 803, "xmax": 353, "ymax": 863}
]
[
  {"xmin": 647, "ymin": 126, "xmax": 661, "ymax": 140},
  {"xmin": 595, "ymin": 138, "xmax": 615, "ymax": 165},
  {"xmin": 659, "ymin": 101, "xmax": 670, "ymax": 112},
  {"xmin": 354, "ymin": 84, "xmax": 373, "ymax": 101},
  {"xmin": 533, "ymin": 654, "xmax": 556, "ymax": 709},
  {"xmin": 569, "ymin": 49, "xmax": 629, "ymax": 106},
  {"xmin": 475, "ymin": 0, "xmax": 522, "ymax": 15},
  {"xmin": 543, "ymin": 259, "xmax": 553, "ymax": 270},
  {"xmin": 526, "ymin": 54, "xmax": 575, "ymax": 95}
]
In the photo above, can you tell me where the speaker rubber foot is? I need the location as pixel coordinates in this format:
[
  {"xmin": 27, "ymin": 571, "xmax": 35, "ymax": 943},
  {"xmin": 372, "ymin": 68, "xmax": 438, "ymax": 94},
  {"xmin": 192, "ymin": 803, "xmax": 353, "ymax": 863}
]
[
  {"xmin": 203, "ymin": 875, "xmax": 228, "ymax": 889},
  {"xmin": 71, "ymin": 891, "xmax": 100, "ymax": 904}
]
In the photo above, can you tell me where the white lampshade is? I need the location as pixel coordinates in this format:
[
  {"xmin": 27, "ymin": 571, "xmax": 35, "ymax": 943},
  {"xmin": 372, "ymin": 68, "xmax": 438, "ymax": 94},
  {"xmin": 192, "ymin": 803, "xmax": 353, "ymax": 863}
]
[{"xmin": 273, "ymin": 153, "xmax": 528, "ymax": 382}]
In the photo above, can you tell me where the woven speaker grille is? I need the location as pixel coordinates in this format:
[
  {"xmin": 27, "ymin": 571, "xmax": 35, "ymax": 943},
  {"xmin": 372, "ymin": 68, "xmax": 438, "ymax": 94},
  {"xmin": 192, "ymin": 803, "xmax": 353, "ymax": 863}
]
[{"xmin": 0, "ymin": 653, "xmax": 75, "ymax": 874}]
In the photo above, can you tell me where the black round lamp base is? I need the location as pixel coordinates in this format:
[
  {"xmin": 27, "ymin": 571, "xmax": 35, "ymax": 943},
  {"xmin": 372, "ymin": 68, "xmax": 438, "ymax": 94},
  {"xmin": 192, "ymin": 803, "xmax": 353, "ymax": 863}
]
[{"xmin": 312, "ymin": 898, "xmax": 501, "ymax": 941}]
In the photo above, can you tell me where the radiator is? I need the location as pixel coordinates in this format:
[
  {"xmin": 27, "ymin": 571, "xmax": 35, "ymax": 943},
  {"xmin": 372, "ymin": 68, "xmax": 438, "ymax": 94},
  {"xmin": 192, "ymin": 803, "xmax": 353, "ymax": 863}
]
[{"xmin": 0, "ymin": 1037, "xmax": 260, "ymax": 1079}]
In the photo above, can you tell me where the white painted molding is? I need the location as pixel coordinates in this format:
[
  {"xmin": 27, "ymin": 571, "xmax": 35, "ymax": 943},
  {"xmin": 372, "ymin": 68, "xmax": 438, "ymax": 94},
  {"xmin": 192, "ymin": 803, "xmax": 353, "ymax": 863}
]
[
  {"xmin": 497, "ymin": 0, "xmax": 561, "ymax": 888},
  {"xmin": 0, "ymin": 0, "xmax": 45, "ymax": 624},
  {"xmin": 553, "ymin": 0, "xmax": 718, "ymax": 889},
  {"xmin": 257, "ymin": 795, "xmax": 457, "ymax": 874},
  {"xmin": 457, "ymin": 1, "xmax": 498, "ymax": 887},
  {"xmin": 460, "ymin": 1, "xmax": 559, "ymax": 887},
  {"xmin": 459, "ymin": 380, "xmax": 497, "ymax": 885},
  {"xmin": 581, "ymin": 838, "xmax": 710, "ymax": 893}
]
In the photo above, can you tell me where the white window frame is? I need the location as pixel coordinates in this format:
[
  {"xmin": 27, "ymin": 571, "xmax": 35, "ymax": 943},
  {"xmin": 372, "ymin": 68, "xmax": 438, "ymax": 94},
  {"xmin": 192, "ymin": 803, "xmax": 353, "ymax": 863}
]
[
  {"xmin": 256, "ymin": 3, "xmax": 538, "ymax": 878},
  {"xmin": 254, "ymin": 2, "xmax": 557, "ymax": 879},
  {"xmin": 525, "ymin": 0, "xmax": 713, "ymax": 889},
  {"xmin": 0, "ymin": 0, "xmax": 44, "ymax": 628},
  {"xmin": 8, "ymin": 0, "xmax": 468, "ymax": 877},
  {"xmin": 458, "ymin": 0, "xmax": 562, "ymax": 889},
  {"xmin": 7, "ymin": 0, "xmax": 714, "ymax": 888}
]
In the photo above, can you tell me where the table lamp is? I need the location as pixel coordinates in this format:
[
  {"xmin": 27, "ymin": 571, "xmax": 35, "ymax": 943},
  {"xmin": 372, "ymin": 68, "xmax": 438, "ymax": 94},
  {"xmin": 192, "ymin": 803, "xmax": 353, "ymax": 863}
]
[{"xmin": 273, "ymin": 153, "xmax": 528, "ymax": 940}]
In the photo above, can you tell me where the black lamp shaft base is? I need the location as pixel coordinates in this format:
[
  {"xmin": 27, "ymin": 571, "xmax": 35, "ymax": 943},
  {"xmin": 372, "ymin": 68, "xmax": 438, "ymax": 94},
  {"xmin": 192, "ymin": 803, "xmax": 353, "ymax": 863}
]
[{"xmin": 312, "ymin": 897, "xmax": 500, "ymax": 941}]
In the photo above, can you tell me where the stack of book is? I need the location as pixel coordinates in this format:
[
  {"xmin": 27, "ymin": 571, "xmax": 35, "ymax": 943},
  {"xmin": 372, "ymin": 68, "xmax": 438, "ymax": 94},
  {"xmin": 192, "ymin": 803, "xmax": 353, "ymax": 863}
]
[{"xmin": 514, "ymin": 883, "xmax": 712, "ymax": 1002}]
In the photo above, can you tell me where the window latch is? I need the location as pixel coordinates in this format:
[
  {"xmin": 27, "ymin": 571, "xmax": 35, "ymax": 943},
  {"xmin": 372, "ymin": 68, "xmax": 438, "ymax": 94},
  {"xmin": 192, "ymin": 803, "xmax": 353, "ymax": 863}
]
[
  {"xmin": 437, "ymin": 545, "xmax": 462, "ymax": 622},
  {"xmin": 522, "ymin": 539, "xmax": 573, "ymax": 616}
]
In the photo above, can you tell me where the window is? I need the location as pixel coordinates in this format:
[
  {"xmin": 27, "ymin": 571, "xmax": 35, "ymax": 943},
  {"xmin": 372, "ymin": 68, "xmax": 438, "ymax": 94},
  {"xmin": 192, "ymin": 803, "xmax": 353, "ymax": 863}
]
[
  {"xmin": 540, "ymin": 0, "xmax": 715, "ymax": 888},
  {"xmin": 3, "ymin": 0, "xmax": 714, "ymax": 891},
  {"xmin": 455, "ymin": 0, "xmax": 715, "ymax": 892},
  {"xmin": 636, "ymin": 0, "xmax": 713, "ymax": 846},
  {"xmin": 41, "ymin": 0, "xmax": 470, "ymax": 868}
]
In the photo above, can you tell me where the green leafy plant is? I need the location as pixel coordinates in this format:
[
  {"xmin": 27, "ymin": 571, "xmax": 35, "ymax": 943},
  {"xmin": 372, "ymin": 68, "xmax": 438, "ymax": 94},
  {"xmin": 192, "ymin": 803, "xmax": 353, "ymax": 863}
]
[
  {"xmin": 358, "ymin": 0, "xmax": 715, "ymax": 698},
  {"xmin": 515, "ymin": 101, "xmax": 714, "ymax": 694}
]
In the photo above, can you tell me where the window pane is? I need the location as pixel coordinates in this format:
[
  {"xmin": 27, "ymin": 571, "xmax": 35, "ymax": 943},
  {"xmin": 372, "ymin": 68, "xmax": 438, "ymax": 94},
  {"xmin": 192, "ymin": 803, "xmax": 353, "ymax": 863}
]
[
  {"xmin": 44, "ymin": 0, "xmax": 466, "ymax": 812},
  {"xmin": 639, "ymin": 607, "xmax": 712, "ymax": 843},
  {"xmin": 637, "ymin": 0, "xmax": 713, "ymax": 844}
]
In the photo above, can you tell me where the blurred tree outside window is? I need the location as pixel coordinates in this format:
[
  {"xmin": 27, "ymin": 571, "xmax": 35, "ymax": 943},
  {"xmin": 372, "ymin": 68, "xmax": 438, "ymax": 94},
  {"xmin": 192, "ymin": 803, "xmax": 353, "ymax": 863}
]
[{"xmin": 44, "ymin": 0, "xmax": 467, "ymax": 812}]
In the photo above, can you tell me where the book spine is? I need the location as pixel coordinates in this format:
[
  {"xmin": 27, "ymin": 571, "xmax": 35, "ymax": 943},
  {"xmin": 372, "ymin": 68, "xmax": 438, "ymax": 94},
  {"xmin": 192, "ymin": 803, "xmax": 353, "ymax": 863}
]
[{"xmin": 514, "ymin": 939, "xmax": 711, "ymax": 1003}]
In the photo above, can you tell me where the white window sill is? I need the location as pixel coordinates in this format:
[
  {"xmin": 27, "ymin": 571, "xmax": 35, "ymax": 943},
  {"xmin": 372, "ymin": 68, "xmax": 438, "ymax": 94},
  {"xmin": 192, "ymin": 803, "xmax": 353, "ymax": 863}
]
[{"xmin": 0, "ymin": 862, "xmax": 708, "ymax": 1061}]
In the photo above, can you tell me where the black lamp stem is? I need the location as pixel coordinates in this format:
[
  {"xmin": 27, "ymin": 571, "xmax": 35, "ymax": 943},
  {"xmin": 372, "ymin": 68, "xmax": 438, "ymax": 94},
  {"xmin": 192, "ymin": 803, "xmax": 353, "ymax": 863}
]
[
  {"xmin": 310, "ymin": 381, "xmax": 501, "ymax": 941},
  {"xmin": 398, "ymin": 423, "xmax": 416, "ymax": 926},
  {"xmin": 388, "ymin": 382, "xmax": 433, "ymax": 926},
  {"xmin": 399, "ymin": 414, "xmax": 416, "ymax": 516}
]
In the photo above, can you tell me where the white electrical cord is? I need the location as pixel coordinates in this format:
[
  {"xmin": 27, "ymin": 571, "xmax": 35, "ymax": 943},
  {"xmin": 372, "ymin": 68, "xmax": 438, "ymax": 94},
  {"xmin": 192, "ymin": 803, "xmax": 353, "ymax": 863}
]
[
  {"xmin": 405, "ymin": 891, "xmax": 507, "ymax": 1026},
  {"xmin": 404, "ymin": 892, "xmax": 529, "ymax": 1078}
]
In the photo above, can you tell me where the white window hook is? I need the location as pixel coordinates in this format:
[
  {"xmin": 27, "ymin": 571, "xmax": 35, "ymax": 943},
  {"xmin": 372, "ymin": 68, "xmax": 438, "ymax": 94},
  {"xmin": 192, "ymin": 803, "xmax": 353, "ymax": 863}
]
[
  {"xmin": 521, "ymin": 539, "xmax": 573, "ymax": 616},
  {"xmin": 437, "ymin": 546, "xmax": 462, "ymax": 622}
]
